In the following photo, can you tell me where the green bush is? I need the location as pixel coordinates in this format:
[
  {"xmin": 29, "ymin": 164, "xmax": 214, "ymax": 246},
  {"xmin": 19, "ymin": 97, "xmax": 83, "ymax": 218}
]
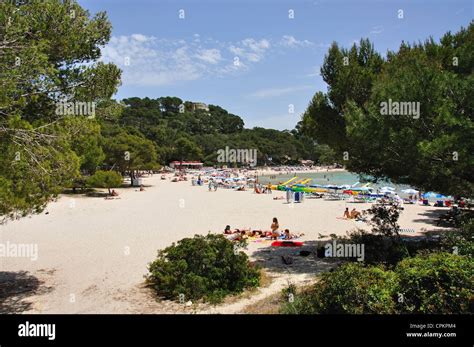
[
  {"xmin": 147, "ymin": 234, "xmax": 260, "ymax": 303},
  {"xmin": 395, "ymin": 252, "xmax": 473, "ymax": 314},
  {"xmin": 440, "ymin": 217, "xmax": 474, "ymax": 258},
  {"xmin": 330, "ymin": 230, "xmax": 409, "ymax": 266},
  {"xmin": 282, "ymin": 263, "xmax": 398, "ymax": 314},
  {"xmin": 331, "ymin": 229, "xmax": 444, "ymax": 267},
  {"xmin": 282, "ymin": 252, "xmax": 473, "ymax": 314},
  {"xmin": 86, "ymin": 170, "xmax": 123, "ymax": 194}
]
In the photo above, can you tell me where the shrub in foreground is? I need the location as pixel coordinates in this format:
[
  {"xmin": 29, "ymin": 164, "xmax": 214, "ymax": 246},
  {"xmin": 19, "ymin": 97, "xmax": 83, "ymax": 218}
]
[
  {"xmin": 440, "ymin": 216, "xmax": 474, "ymax": 258},
  {"xmin": 282, "ymin": 263, "xmax": 398, "ymax": 314},
  {"xmin": 395, "ymin": 252, "xmax": 473, "ymax": 314},
  {"xmin": 147, "ymin": 234, "xmax": 260, "ymax": 303},
  {"xmin": 282, "ymin": 252, "xmax": 473, "ymax": 314},
  {"xmin": 331, "ymin": 229, "xmax": 408, "ymax": 266}
]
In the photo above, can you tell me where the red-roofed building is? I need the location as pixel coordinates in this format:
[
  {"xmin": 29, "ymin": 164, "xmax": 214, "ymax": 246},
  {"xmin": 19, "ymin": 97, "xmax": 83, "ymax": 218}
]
[{"xmin": 169, "ymin": 161, "xmax": 203, "ymax": 170}]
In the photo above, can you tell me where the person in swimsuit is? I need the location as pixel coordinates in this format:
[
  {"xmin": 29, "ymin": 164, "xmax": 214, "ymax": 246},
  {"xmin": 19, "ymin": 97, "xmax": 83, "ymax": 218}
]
[
  {"xmin": 350, "ymin": 208, "xmax": 361, "ymax": 219},
  {"xmin": 343, "ymin": 207, "xmax": 350, "ymax": 219},
  {"xmin": 271, "ymin": 217, "xmax": 280, "ymax": 240}
]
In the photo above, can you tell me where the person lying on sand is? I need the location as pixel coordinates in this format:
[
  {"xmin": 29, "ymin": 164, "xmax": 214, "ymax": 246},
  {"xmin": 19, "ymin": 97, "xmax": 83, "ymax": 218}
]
[
  {"xmin": 283, "ymin": 229, "xmax": 305, "ymax": 240},
  {"xmin": 273, "ymin": 196, "xmax": 284, "ymax": 200},
  {"xmin": 226, "ymin": 231, "xmax": 243, "ymax": 241},
  {"xmin": 224, "ymin": 225, "xmax": 250, "ymax": 235},
  {"xmin": 354, "ymin": 210, "xmax": 367, "ymax": 221},
  {"xmin": 350, "ymin": 208, "xmax": 361, "ymax": 219},
  {"xmin": 225, "ymin": 230, "xmax": 251, "ymax": 241},
  {"xmin": 248, "ymin": 230, "xmax": 272, "ymax": 238},
  {"xmin": 224, "ymin": 225, "xmax": 241, "ymax": 234},
  {"xmin": 248, "ymin": 230, "xmax": 262, "ymax": 237},
  {"xmin": 105, "ymin": 190, "xmax": 121, "ymax": 200}
]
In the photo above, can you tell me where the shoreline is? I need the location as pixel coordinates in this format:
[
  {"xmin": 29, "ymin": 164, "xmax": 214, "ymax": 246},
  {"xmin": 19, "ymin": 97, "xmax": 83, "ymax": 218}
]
[{"xmin": 255, "ymin": 167, "xmax": 346, "ymax": 177}]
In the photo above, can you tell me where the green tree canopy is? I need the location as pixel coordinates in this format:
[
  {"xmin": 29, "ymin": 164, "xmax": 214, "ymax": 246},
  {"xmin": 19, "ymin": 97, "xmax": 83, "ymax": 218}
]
[
  {"xmin": 0, "ymin": 0, "xmax": 121, "ymax": 219},
  {"xmin": 86, "ymin": 170, "xmax": 123, "ymax": 195},
  {"xmin": 301, "ymin": 24, "xmax": 473, "ymax": 197}
]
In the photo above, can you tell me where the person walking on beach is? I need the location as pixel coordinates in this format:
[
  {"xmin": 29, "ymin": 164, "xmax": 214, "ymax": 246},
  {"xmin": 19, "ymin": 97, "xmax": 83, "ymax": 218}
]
[{"xmin": 286, "ymin": 188, "xmax": 293, "ymax": 203}]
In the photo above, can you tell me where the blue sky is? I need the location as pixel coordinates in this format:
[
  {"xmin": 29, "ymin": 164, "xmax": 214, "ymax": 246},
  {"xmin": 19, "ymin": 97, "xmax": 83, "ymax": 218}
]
[{"xmin": 78, "ymin": 0, "xmax": 472, "ymax": 130}]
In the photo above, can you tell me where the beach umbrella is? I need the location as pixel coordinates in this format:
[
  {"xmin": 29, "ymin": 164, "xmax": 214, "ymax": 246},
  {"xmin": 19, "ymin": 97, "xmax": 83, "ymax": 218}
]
[
  {"xmin": 422, "ymin": 192, "xmax": 448, "ymax": 199},
  {"xmin": 380, "ymin": 186, "xmax": 395, "ymax": 191},
  {"xmin": 402, "ymin": 188, "xmax": 419, "ymax": 194},
  {"xmin": 343, "ymin": 190, "xmax": 357, "ymax": 195}
]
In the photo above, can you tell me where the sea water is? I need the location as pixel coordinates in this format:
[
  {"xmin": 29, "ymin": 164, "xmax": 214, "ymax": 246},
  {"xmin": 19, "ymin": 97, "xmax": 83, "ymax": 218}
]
[{"xmin": 258, "ymin": 171, "xmax": 415, "ymax": 197}]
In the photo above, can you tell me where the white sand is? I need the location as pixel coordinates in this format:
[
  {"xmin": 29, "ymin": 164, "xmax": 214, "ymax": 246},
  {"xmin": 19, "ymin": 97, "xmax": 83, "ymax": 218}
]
[{"xmin": 0, "ymin": 174, "xmax": 450, "ymax": 313}]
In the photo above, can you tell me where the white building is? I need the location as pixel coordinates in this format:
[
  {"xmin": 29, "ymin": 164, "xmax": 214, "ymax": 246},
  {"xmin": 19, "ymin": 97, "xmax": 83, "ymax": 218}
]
[{"xmin": 190, "ymin": 102, "xmax": 209, "ymax": 112}]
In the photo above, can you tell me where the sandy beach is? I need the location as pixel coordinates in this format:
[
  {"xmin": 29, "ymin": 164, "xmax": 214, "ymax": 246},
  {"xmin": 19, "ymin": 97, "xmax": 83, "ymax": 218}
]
[{"xmin": 0, "ymin": 173, "xmax": 451, "ymax": 314}]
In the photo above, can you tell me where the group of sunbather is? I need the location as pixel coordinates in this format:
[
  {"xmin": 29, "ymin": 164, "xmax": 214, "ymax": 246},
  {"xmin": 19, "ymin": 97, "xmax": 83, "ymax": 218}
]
[
  {"xmin": 224, "ymin": 217, "xmax": 304, "ymax": 241},
  {"xmin": 342, "ymin": 207, "xmax": 363, "ymax": 220},
  {"xmin": 254, "ymin": 183, "xmax": 272, "ymax": 194}
]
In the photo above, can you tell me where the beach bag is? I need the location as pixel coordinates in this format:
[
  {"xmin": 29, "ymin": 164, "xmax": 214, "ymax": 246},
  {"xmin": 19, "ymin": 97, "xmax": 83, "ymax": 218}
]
[{"xmin": 294, "ymin": 192, "xmax": 300, "ymax": 202}]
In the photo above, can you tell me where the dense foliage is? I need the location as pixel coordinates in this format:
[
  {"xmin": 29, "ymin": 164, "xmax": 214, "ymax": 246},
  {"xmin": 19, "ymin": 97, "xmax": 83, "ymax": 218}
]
[
  {"xmin": 100, "ymin": 97, "xmax": 333, "ymax": 167},
  {"xmin": 287, "ymin": 202, "xmax": 474, "ymax": 314},
  {"xmin": 147, "ymin": 234, "xmax": 260, "ymax": 303},
  {"xmin": 395, "ymin": 252, "xmax": 473, "ymax": 314},
  {"xmin": 282, "ymin": 252, "xmax": 473, "ymax": 314},
  {"xmin": 283, "ymin": 263, "xmax": 398, "ymax": 314},
  {"xmin": 301, "ymin": 24, "xmax": 474, "ymax": 197},
  {"xmin": 86, "ymin": 170, "xmax": 123, "ymax": 195},
  {"xmin": 440, "ymin": 213, "xmax": 474, "ymax": 257},
  {"xmin": 0, "ymin": 0, "xmax": 120, "ymax": 219}
]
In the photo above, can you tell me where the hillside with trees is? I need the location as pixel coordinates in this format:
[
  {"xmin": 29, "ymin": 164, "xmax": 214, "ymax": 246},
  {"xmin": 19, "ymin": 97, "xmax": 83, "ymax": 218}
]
[{"xmin": 98, "ymin": 97, "xmax": 334, "ymax": 168}]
